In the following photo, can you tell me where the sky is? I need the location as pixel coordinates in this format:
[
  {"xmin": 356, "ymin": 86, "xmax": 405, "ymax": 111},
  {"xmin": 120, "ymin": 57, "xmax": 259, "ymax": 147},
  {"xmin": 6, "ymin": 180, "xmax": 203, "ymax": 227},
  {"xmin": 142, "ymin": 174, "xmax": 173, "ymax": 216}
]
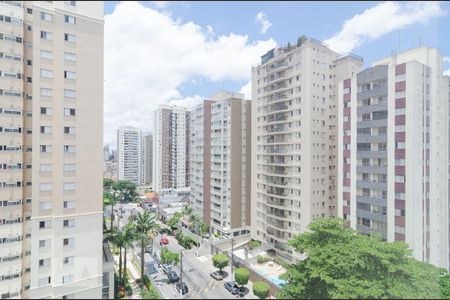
[{"xmin": 103, "ymin": 1, "xmax": 450, "ymax": 147}]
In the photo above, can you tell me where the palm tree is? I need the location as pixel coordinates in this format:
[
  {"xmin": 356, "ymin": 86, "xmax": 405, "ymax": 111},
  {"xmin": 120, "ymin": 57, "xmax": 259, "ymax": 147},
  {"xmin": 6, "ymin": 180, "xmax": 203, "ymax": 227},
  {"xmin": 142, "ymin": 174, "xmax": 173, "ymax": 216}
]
[
  {"xmin": 122, "ymin": 223, "xmax": 138, "ymax": 285},
  {"xmin": 135, "ymin": 211, "xmax": 158, "ymax": 280},
  {"xmin": 105, "ymin": 227, "xmax": 126, "ymax": 282}
]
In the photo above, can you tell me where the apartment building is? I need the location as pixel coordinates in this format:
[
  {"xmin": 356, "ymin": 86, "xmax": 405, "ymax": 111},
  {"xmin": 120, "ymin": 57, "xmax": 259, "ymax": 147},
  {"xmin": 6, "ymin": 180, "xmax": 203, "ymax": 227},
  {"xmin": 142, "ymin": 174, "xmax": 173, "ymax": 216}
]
[
  {"xmin": 117, "ymin": 126, "xmax": 143, "ymax": 185},
  {"xmin": 153, "ymin": 105, "xmax": 190, "ymax": 192},
  {"xmin": 337, "ymin": 47, "xmax": 450, "ymax": 269},
  {"xmin": 251, "ymin": 37, "xmax": 362, "ymax": 262},
  {"xmin": 0, "ymin": 1, "xmax": 104, "ymax": 298},
  {"xmin": 143, "ymin": 132, "xmax": 152, "ymax": 185},
  {"xmin": 191, "ymin": 92, "xmax": 251, "ymax": 236}
]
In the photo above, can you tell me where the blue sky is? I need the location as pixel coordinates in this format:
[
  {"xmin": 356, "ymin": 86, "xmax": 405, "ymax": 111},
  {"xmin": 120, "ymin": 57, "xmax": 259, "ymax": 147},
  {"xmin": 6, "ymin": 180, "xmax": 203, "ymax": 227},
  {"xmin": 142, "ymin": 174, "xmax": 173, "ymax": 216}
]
[{"xmin": 103, "ymin": 1, "xmax": 450, "ymax": 146}]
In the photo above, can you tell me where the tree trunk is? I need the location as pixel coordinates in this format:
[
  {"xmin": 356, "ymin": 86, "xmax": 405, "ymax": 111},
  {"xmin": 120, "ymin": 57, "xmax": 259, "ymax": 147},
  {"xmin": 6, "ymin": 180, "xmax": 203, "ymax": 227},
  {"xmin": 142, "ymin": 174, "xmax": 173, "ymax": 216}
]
[
  {"xmin": 110, "ymin": 204, "xmax": 114, "ymax": 231},
  {"xmin": 123, "ymin": 247, "xmax": 127, "ymax": 285},
  {"xmin": 119, "ymin": 246, "xmax": 123, "ymax": 282},
  {"xmin": 140, "ymin": 237, "xmax": 145, "ymax": 280}
]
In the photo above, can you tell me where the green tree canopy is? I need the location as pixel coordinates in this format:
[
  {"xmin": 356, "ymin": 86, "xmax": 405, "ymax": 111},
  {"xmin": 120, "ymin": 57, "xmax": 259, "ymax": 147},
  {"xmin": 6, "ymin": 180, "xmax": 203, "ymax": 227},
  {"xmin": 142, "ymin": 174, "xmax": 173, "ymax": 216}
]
[
  {"xmin": 234, "ymin": 267, "xmax": 250, "ymax": 289},
  {"xmin": 253, "ymin": 281, "xmax": 270, "ymax": 299},
  {"xmin": 114, "ymin": 180, "xmax": 138, "ymax": 202},
  {"xmin": 279, "ymin": 217, "xmax": 443, "ymax": 299},
  {"xmin": 160, "ymin": 247, "xmax": 180, "ymax": 266},
  {"xmin": 212, "ymin": 253, "xmax": 229, "ymax": 272}
]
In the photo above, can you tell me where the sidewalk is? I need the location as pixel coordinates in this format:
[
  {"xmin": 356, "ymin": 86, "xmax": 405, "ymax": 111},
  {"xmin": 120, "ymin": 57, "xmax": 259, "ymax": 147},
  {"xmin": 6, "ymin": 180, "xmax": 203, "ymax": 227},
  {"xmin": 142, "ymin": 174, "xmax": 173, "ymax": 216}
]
[{"xmin": 127, "ymin": 254, "xmax": 142, "ymax": 299}]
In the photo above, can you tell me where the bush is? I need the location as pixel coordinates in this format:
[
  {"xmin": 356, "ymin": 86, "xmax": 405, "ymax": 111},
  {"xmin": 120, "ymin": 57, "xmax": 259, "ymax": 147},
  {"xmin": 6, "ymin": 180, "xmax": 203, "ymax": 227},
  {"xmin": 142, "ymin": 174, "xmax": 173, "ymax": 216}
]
[
  {"xmin": 273, "ymin": 257, "xmax": 290, "ymax": 269},
  {"xmin": 176, "ymin": 233, "xmax": 198, "ymax": 249},
  {"xmin": 214, "ymin": 231, "xmax": 220, "ymax": 238},
  {"xmin": 141, "ymin": 275, "xmax": 161, "ymax": 299},
  {"xmin": 234, "ymin": 267, "xmax": 250, "ymax": 288},
  {"xmin": 249, "ymin": 239, "xmax": 262, "ymax": 249},
  {"xmin": 253, "ymin": 281, "xmax": 270, "ymax": 299},
  {"xmin": 257, "ymin": 255, "xmax": 270, "ymax": 264}
]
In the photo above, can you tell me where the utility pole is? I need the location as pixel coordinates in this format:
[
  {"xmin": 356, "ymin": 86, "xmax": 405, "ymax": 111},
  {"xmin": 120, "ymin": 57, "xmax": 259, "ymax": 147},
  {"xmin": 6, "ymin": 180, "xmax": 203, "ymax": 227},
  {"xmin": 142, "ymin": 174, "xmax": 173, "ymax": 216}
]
[
  {"xmin": 179, "ymin": 249, "xmax": 183, "ymax": 299},
  {"xmin": 231, "ymin": 237, "xmax": 234, "ymax": 281}
]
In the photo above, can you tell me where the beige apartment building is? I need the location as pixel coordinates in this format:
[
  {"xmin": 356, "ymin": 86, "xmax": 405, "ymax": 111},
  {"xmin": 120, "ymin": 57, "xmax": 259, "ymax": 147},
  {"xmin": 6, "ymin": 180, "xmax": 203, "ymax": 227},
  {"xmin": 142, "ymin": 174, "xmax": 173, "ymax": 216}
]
[
  {"xmin": 251, "ymin": 37, "xmax": 362, "ymax": 262},
  {"xmin": 191, "ymin": 91, "xmax": 251, "ymax": 237},
  {"xmin": 0, "ymin": 1, "xmax": 104, "ymax": 298}
]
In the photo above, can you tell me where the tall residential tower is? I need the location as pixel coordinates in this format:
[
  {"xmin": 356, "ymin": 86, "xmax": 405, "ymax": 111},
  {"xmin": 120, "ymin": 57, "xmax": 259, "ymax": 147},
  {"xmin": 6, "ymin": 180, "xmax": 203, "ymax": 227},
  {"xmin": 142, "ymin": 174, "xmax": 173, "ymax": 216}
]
[{"xmin": 117, "ymin": 126, "xmax": 143, "ymax": 185}]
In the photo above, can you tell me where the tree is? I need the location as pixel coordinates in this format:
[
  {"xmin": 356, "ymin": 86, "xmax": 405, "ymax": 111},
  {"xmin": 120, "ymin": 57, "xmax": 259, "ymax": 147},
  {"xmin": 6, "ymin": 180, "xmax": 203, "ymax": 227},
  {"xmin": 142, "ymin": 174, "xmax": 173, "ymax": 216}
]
[
  {"xmin": 114, "ymin": 180, "xmax": 137, "ymax": 202},
  {"xmin": 122, "ymin": 223, "xmax": 138, "ymax": 285},
  {"xmin": 135, "ymin": 211, "xmax": 158, "ymax": 280},
  {"xmin": 160, "ymin": 247, "xmax": 180, "ymax": 265},
  {"xmin": 253, "ymin": 281, "xmax": 270, "ymax": 299},
  {"xmin": 166, "ymin": 212, "xmax": 182, "ymax": 229},
  {"xmin": 105, "ymin": 227, "xmax": 126, "ymax": 282},
  {"xmin": 103, "ymin": 179, "xmax": 117, "ymax": 232},
  {"xmin": 212, "ymin": 253, "xmax": 229, "ymax": 272},
  {"xmin": 278, "ymin": 217, "xmax": 442, "ymax": 299},
  {"xmin": 234, "ymin": 268, "xmax": 250, "ymax": 291}
]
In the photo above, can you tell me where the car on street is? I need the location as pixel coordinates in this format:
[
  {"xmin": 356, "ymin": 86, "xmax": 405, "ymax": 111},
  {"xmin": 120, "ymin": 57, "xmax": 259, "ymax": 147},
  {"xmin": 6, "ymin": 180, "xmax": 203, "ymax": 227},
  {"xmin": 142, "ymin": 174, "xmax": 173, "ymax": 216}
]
[
  {"xmin": 161, "ymin": 264, "xmax": 172, "ymax": 275},
  {"xmin": 160, "ymin": 236, "xmax": 169, "ymax": 245},
  {"xmin": 210, "ymin": 270, "xmax": 224, "ymax": 280},
  {"xmin": 167, "ymin": 270, "xmax": 180, "ymax": 283},
  {"xmin": 224, "ymin": 281, "xmax": 240, "ymax": 295},
  {"xmin": 176, "ymin": 282, "xmax": 189, "ymax": 295}
]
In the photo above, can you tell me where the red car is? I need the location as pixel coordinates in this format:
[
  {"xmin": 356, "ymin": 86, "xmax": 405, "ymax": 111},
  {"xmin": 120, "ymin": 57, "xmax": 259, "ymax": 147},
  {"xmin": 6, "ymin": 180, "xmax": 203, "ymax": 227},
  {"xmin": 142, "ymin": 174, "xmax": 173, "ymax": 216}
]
[{"xmin": 160, "ymin": 236, "xmax": 169, "ymax": 245}]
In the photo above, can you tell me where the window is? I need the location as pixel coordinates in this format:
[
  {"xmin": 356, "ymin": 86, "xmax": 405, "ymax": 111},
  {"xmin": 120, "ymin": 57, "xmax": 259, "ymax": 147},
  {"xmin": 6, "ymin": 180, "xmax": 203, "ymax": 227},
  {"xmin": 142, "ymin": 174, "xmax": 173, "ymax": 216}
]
[
  {"xmin": 39, "ymin": 240, "xmax": 49, "ymax": 248},
  {"xmin": 63, "ymin": 238, "xmax": 74, "ymax": 246},
  {"xmin": 38, "ymin": 277, "xmax": 51, "ymax": 287},
  {"xmin": 40, "ymin": 88, "xmax": 52, "ymax": 97},
  {"xmin": 39, "ymin": 183, "xmax": 52, "ymax": 191},
  {"xmin": 64, "ymin": 89, "xmax": 76, "ymax": 98},
  {"xmin": 64, "ymin": 71, "xmax": 76, "ymax": 80},
  {"xmin": 62, "ymin": 274, "xmax": 73, "ymax": 284},
  {"xmin": 40, "ymin": 50, "xmax": 53, "ymax": 60},
  {"xmin": 63, "ymin": 182, "xmax": 75, "ymax": 191},
  {"xmin": 40, "ymin": 12, "xmax": 53, "ymax": 22},
  {"xmin": 39, "ymin": 258, "xmax": 50, "ymax": 268},
  {"xmin": 64, "ymin": 33, "xmax": 76, "ymax": 42},
  {"xmin": 40, "ymin": 107, "xmax": 52, "ymax": 115},
  {"xmin": 39, "ymin": 220, "xmax": 51, "ymax": 229},
  {"xmin": 39, "ymin": 164, "xmax": 52, "ymax": 172},
  {"xmin": 63, "ymin": 219, "xmax": 75, "ymax": 227},
  {"xmin": 40, "ymin": 126, "xmax": 52, "ymax": 134},
  {"xmin": 64, "ymin": 145, "xmax": 75, "ymax": 153},
  {"xmin": 64, "ymin": 108, "xmax": 76, "ymax": 116},
  {"xmin": 40, "ymin": 31, "xmax": 53, "ymax": 40},
  {"xmin": 63, "ymin": 164, "xmax": 75, "ymax": 172},
  {"xmin": 65, "ymin": 1, "xmax": 76, "ymax": 6},
  {"xmin": 64, "ymin": 52, "xmax": 76, "ymax": 61},
  {"xmin": 64, "ymin": 15, "xmax": 76, "ymax": 24},
  {"xmin": 64, "ymin": 127, "xmax": 75, "ymax": 134},
  {"xmin": 63, "ymin": 201, "xmax": 75, "ymax": 209},
  {"xmin": 27, "ymin": 8, "xmax": 33, "ymax": 14},
  {"xmin": 40, "ymin": 69, "xmax": 53, "ymax": 78},
  {"xmin": 40, "ymin": 145, "xmax": 52, "ymax": 153},
  {"xmin": 63, "ymin": 256, "xmax": 74, "ymax": 265}
]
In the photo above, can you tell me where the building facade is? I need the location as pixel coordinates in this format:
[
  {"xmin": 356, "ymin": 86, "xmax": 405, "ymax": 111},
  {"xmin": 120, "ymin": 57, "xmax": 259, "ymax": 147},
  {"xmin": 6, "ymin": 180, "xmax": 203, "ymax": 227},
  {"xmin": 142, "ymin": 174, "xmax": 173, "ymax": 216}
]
[
  {"xmin": 153, "ymin": 105, "xmax": 190, "ymax": 192},
  {"xmin": 143, "ymin": 132, "xmax": 152, "ymax": 185},
  {"xmin": 191, "ymin": 92, "xmax": 252, "ymax": 236},
  {"xmin": 117, "ymin": 126, "xmax": 143, "ymax": 185},
  {"xmin": 337, "ymin": 47, "xmax": 450, "ymax": 269},
  {"xmin": 251, "ymin": 37, "xmax": 362, "ymax": 262},
  {"xmin": 0, "ymin": 1, "xmax": 104, "ymax": 298}
]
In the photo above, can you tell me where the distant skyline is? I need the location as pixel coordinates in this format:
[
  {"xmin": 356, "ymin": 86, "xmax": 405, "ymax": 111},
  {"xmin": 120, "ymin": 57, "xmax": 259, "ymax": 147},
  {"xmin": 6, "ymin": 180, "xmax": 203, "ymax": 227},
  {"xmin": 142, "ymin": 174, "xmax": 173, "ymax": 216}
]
[{"xmin": 103, "ymin": 1, "xmax": 450, "ymax": 148}]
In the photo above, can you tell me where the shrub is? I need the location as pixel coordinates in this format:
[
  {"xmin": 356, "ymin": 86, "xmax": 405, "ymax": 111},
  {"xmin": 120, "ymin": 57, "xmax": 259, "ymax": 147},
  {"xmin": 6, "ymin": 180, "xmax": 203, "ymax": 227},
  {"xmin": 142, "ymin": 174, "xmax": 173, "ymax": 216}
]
[
  {"xmin": 234, "ymin": 267, "xmax": 250, "ymax": 288},
  {"xmin": 253, "ymin": 281, "xmax": 270, "ymax": 299},
  {"xmin": 257, "ymin": 255, "xmax": 270, "ymax": 264},
  {"xmin": 249, "ymin": 239, "xmax": 262, "ymax": 249}
]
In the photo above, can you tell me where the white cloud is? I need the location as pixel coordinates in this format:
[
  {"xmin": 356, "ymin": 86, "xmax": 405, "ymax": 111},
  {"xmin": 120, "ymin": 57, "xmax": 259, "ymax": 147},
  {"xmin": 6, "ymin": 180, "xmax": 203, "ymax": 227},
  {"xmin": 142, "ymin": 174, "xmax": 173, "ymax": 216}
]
[
  {"xmin": 444, "ymin": 69, "xmax": 450, "ymax": 76},
  {"xmin": 324, "ymin": 1, "xmax": 445, "ymax": 54},
  {"xmin": 104, "ymin": 1, "xmax": 276, "ymax": 146},
  {"xmin": 153, "ymin": 1, "xmax": 168, "ymax": 9},
  {"xmin": 240, "ymin": 80, "xmax": 252, "ymax": 100},
  {"xmin": 444, "ymin": 56, "xmax": 450, "ymax": 63},
  {"xmin": 255, "ymin": 12, "xmax": 272, "ymax": 34},
  {"xmin": 168, "ymin": 95, "xmax": 203, "ymax": 108}
]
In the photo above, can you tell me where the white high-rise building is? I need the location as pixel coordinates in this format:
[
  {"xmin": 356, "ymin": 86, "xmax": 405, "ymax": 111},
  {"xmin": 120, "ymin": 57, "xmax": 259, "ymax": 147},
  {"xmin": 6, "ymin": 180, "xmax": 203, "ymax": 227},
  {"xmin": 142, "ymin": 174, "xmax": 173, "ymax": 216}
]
[
  {"xmin": 251, "ymin": 37, "xmax": 362, "ymax": 262},
  {"xmin": 117, "ymin": 126, "xmax": 143, "ymax": 185},
  {"xmin": 0, "ymin": 1, "xmax": 105, "ymax": 298},
  {"xmin": 191, "ymin": 92, "xmax": 252, "ymax": 236},
  {"xmin": 142, "ymin": 132, "xmax": 153, "ymax": 185},
  {"xmin": 153, "ymin": 105, "xmax": 190, "ymax": 192},
  {"xmin": 337, "ymin": 46, "xmax": 450, "ymax": 269}
]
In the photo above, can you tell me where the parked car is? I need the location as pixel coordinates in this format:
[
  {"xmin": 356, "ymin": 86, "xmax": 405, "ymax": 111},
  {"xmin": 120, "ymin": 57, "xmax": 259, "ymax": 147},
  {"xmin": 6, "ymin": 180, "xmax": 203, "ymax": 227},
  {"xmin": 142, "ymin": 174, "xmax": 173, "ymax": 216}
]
[
  {"xmin": 160, "ymin": 236, "xmax": 169, "ymax": 245},
  {"xmin": 210, "ymin": 271, "xmax": 224, "ymax": 281},
  {"xmin": 176, "ymin": 282, "xmax": 189, "ymax": 295},
  {"xmin": 224, "ymin": 281, "xmax": 240, "ymax": 295},
  {"xmin": 167, "ymin": 270, "xmax": 180, "ymax": 283},
  {"xmin": 162, "ymin": 264, "xmax": 172, "ymax": 275}
]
